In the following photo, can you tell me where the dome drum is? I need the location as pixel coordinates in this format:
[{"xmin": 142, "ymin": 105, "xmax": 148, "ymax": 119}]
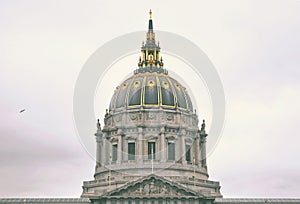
[{"xmin": 103, "ymin": 108, "xmax": 199, "ymax": 131}]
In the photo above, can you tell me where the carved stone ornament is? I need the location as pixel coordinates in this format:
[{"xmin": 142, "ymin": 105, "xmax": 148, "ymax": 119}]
[
  {"xmin": 149, "ymin": 113, "xmax": 154, "ymax": 119},
  {"xmin": 160, "ymin": 112, "xmax": 165, "ymax": 120},
  {"xmin": 115, "ymin": 115, "xmax": 121, "ymax": 122},
  {"xmin": 126, "ymin": 135, "xmax": 137, "ymax": 140},
  {"xmin": 109, "ymin": 177, "xmax": 195, "ymax": 197},
  {"xmin": 107, "ymin": 118, "xmax": 112, "ymax": 126},
  {"xmin": 167, "ymin": 114, "xmax": 173, "ymax": 121},
  {"xmin": 110, "ymin": 137, "xmax": 118, "ymax": 143},
  {"xmin": 166, "ymin": 135, "xmax": 177, "ymax": 141},
  {"xmin": 130, "ymin": 114, "xmax": 137, "ymax": 121},
  {"xmin": 147, "ymin": 113, "xmax": 156, "ymax": 120}
]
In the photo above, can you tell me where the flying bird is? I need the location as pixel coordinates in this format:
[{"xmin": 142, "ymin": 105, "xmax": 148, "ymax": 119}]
[{"xmin": 19, "ymin": 109, "xmax": 26, "ymax": 113}]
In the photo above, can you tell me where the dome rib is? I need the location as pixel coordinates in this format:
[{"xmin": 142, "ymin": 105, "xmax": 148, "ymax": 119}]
[
  {"xmin": 157, "ymin": 74, "xmax": 162, "ymax": 106},
  {"xmin": 165, "ymin": 75, "xmax": 177, "ymax": 108},
  {"xmin": 124, "ymin": 76, "xmax": 136, "ymax": 107}
]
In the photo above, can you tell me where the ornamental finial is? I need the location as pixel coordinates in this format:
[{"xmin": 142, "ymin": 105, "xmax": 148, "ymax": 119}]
[
  {"xmin": 97, "ymin": 119, "xmax": 101, "ymax": 130},
  {"xmin": 201, "ymin": 119, "xmax": 206, "ymax": 132},
  {"xmin": 149, "ymin": 9, "xmax": 152, "ymax": 19}
]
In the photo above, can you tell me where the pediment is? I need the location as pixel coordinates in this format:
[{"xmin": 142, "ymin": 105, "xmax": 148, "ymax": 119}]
[{"xmin": 103, "ymin": 175, "xmax": 201, "ymax": 198}]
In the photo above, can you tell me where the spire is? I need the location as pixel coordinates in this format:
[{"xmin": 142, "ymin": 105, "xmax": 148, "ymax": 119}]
[
  {"xmin": 135, "ymin": 10, "xmax": 167, "ymax": 75},
  {"xmin": 148, "ymin": 9, "xmax": 153, "ymax": 32}
]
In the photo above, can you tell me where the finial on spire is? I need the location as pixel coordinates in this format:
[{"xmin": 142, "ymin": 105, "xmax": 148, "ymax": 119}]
[
  {"xmin": 148, "ymin": 10, "xmax": 153, "ymax": 32},
  {"xmin": 149, "ymin": 9, "xmax": 152, "ymax": 20}
]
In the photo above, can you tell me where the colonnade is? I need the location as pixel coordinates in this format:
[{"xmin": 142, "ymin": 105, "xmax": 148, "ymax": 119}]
[{"xmin": 95, "ymin": 126, "xmax": 207, "ymax": 169}]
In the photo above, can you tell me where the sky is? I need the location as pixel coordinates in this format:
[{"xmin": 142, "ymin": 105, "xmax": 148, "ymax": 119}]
[{"xmin": 0, "ymin": 0, "xmax": 300, "ymax": 199}]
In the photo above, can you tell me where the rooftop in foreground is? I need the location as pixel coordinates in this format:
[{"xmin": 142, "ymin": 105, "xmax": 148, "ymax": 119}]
[{"xmin": 1, "ymin": 198, "xmax": 300, "ymax": 204}]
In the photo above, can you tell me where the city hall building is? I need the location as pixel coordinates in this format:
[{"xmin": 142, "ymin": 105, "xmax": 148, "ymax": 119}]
[{"xmin": 1, "ymin": 11, "xmax": 299, "ymax": 204}]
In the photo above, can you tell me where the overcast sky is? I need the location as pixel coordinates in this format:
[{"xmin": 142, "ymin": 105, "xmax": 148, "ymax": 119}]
[{"xmin": 0, "ymin": 0, "xmax": 300, "ymax": 199}]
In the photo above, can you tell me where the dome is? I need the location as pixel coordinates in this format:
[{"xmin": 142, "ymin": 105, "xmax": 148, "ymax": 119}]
[{"xmin": 109, "ymin": 71, "xmax": 193, "ymax": 112}]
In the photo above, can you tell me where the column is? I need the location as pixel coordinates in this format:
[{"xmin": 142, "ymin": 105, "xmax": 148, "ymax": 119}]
[
  {"xmin": 102, "ymin": 132, "xmax": 107, "ymax": 165},
  {"xmin": 191, "ymin": 140, "xmax": 195, "ymax": 165},
  {"xmin": 175, "ymin": 136, "xmax": 181, "ymax": 162},
  {"xmin": 137, "ymin": 127, "xmax": 143, "ymax": 164},
  {"xmin": 200, "ymin": 132, "xmax": 208, "ymax": 169},
  {"xmin": 122, "ymin": 137, "xmax": 128, "ymax": 162},
  {"xmin": 180, "ymin": 130, "xmax": 186, "ymax": 165},
  {"xmin": 160, "ymin": 127, "xmax": 166, "ymax": 162},
  {"xmin": 95, "ymin": 132, "xmax": 103, "ymax": 167},
  {"xmin": 117, "ymin": 135, "xmax": 122, "ymax": 164},
  {"xmin": 106, "ymin": 135, "xmax": 111, "ymax": 165},
  {"xmin": 196, "ymin": 133, "xmax": 201, "ymax": 168}
]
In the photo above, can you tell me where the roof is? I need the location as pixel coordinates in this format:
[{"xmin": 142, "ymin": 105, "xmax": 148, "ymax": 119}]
[
  {"xmin": 214, "ymin": 198, "xmax": 300, "ymax": 203},
  {"xmin": 0, "ymin": 198, "xmax": 90, "ymax": 203},
  {"xmin": 1, "ymin": 197, "xmax": 300, "ymax": 203}
]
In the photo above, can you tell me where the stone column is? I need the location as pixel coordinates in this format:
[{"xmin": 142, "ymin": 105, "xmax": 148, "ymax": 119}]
[
  {"xmin": 196, "ymin": 132, "xmax": 201, "ymax": 168},
  {"xmin": 190, "ymin": 140, "xmax": 195, "ymax": 165},
  {"xmin": 102, "ymin": 132, "xmax": 107, "ymax": 165},
  {"xmin": 122, "ymin": 137, "xmax": 128, "ymax": 162},
  {"xmin": 105, "ymin": 134, "xmax": 111, "ymax": 165},
  {"xmin": 200, "ymin": 132, "xmax": 208, "ymax": 170},
  {"xmin": 137, "ymin": 126, "xmax": 143, "ymax": 164},
  {"xmin": 175, "ymin": 136, "xmax": 181, "ymax": 162},
  {"xmin": 95, "ymin": 131, "xmax": 103, "ymax": 167},
  {"xmin": 180, "ymin": 129, "xmax": 187, "ymax": 165},
  {"xmin": 160, "ymin": 127, "xmax": 166, "ymax": 162},
  {"xmin": 117, "ymin": 135, "xmax": 122, "ymax": 164}
]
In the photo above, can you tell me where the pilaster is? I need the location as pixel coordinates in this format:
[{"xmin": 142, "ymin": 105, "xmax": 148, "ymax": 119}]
[
  {"xmin": 160, "ymin": 126, "xmax": 166, "ymax": 162},
  {"xmin": 137, "ymin": 126, "xmax": 143, "ymax": 164}
]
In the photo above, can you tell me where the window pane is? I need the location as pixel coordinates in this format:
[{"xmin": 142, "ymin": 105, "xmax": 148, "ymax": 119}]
[
  {"xmin": 128, "ymin": 143, "xmax": 136, "ymax": 160},
  {"xmin": 148, "ymin": 142, "xmax": 156, "ymax": 159},
  {"xmin": 186, "ymin": 145, "xmax": 191, "ymax": 162},
  {"xmin": 112, "ymin": 144, "xmax": 118, "ymax": 162},
  {"xmin": 168, "ymin": 143, "xmax": 175, "ymax": 160}
]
